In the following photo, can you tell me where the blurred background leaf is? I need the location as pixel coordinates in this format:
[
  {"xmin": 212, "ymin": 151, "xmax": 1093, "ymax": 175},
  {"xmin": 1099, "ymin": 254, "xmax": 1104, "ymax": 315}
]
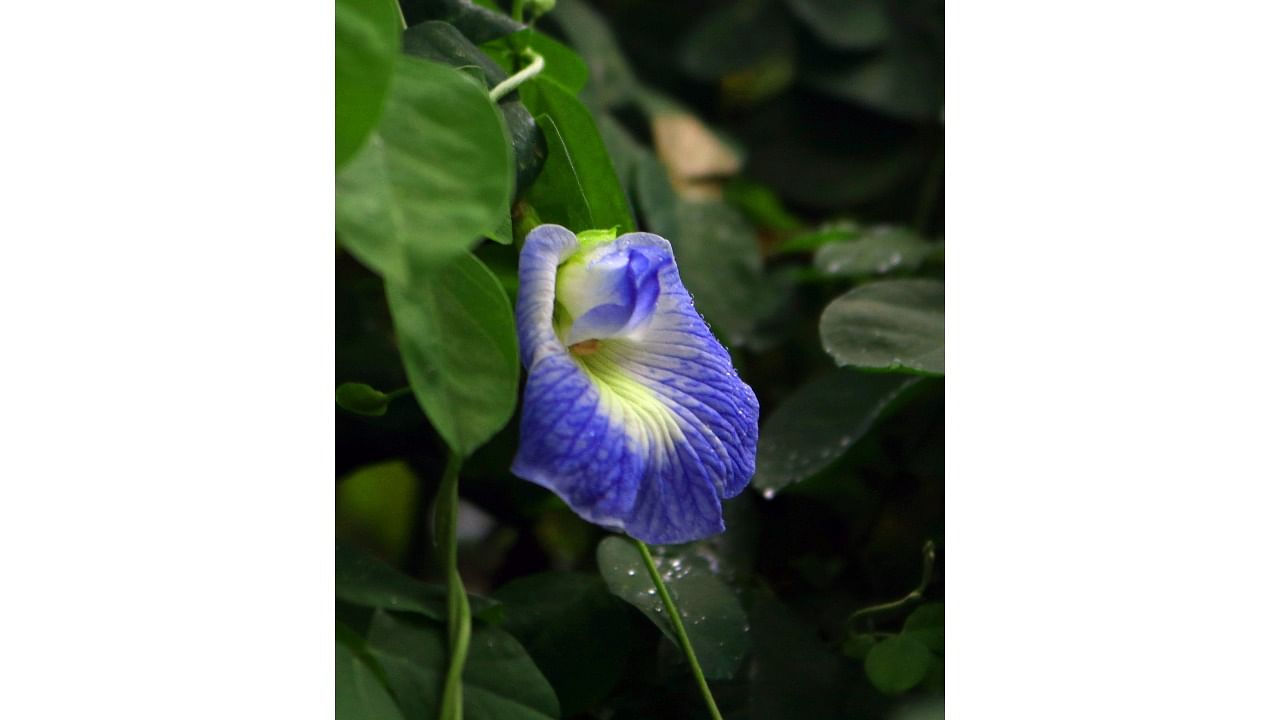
[{"xmin": 335, "ymin": 0, "xmax": 402, "ymax": 167}]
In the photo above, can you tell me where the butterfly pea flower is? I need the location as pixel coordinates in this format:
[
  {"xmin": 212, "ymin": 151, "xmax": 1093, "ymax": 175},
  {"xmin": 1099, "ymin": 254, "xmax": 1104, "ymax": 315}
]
[{"xmin": 511, "ymin": 224, "xmax": 759, "ymax": 544}]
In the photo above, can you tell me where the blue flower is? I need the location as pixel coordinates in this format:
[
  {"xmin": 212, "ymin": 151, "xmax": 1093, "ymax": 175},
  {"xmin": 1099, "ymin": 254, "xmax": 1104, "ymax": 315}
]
[{"xmin": 511, "ymin": 224, "xmax": 760, "ymax": 544}]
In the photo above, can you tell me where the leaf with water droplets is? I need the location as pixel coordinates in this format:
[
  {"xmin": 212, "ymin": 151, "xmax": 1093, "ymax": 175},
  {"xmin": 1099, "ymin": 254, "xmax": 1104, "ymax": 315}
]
[
  {"xmin": 820, "ymin": 279, "xmax": 944, "ymax": 375},
  {"xmin": 596, "ymin": 536, "xmax": 750, "ymax": 680},
  {"xmin": 813, "ymin": 227, "xmax": 939, "ymax": 278},
  {"xmin": 753, "ymin": 369, "xmax": 922, "ymax": 494}
]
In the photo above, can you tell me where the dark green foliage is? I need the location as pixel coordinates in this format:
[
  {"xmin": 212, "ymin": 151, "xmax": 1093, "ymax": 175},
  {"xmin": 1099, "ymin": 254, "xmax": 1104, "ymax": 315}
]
[
  {"xmin": 493, "ymin": 572, "xmax": 632, "ymax": 715},
  {"xmin": 336, "ymin": 0, "xmax": 943, "ymax": 717}
]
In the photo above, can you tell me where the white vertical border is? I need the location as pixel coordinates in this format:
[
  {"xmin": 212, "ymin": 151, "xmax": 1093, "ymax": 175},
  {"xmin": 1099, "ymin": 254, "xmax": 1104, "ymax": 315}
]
[
  {"xmin": 948, "ymin": 1, "xmax": 1280, "ymax": 717},
  {"xmin": 0, "ymin": 1, "xmax": 333, "ymax": 717}
]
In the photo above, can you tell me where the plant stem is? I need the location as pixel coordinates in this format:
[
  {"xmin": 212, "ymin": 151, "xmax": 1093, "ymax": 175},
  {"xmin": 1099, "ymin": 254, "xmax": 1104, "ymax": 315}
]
[
  {"xmin": 436, "ymin": 452, "xmax": 471, "ymax": 720},
  {"xmin": 489, "ymin": 49, "xmax": 544, "ymax": 101},
  {"xmin": 632, "ymin": 539, "xmax": 724, "ymax": 720},
  {"xmin": 848, "ymin": 539, "xmax": 936, "ymax": 631}
]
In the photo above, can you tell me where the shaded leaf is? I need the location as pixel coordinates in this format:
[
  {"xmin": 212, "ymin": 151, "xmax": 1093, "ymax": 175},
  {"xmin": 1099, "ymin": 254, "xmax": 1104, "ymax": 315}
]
[
  {"xmin": 864, "ymin": 633, "xmax": 932, "ymax": 695},
  {"xmin": 595, "ymin": 112, "xmax": 644, "ymax": 193},
  {"xmin": 596, "ymin": 536, "xmax": 749, "ymax": 681},
  {"xmin": 365, "ymin": 608, "xmax": 559, "ymax": 720},
  {"xmin": 784, "ymin": 0, "xmax": 889, "ymax": 50},
  {"xmin": 386, "ymin": 252, "xmax": 519, "ymax": 457},
  {"xmin": 724, "ymin": 179, "xmax": 803, "ymax": 232},
  {"xmin": 521, "ymin": 77, "xmax": 635, "ymax": 232},
  {"xmin": 813, "ymin": 227, "xmax": 939, "ymax": 278},
  {"xmin": 770, "ymin": 222, "xmax": 860, "ymax": 256},
  {"xmin": 336, "ymin": 382, "xmax": 393, "ymax": 417},
  {"xmin": 337, "ymin": 57, "xmax": 513, "ymax": 283},
  {"xmin": 400, "ymin": 0, "xmax": 524, "ymax": 44},
  {"xmin": 803, "ymin": 30, "xmax": 943, "ymax": 122},
  {"xmin": 402, "ymin": 21, "xmax": 547, "ymax": 198},
  {"xmin": 754, "ymin": 370, "xmax": 921, "ymax": 494},
  {"xmin": 820, "ymin": 279, "xmax": 944, "ymax": 375},
  {"xmin": 336, "ymin": 0, "xmax": 401, "ymax": 166},
  {"xmin": 337, "ymin": 622, "xmax": 404, "ymax": 720},
  {"xmin": 680, "ymin": 0, "xmax": 794, "ymax": 82},
  {"xmin": 544, "ymin": 0, "xmax": 637, "ymax": 109},
  {"xmin": 632, "ymin": 151, "xmax": 679, "ymax": 239},
  {"xmin": 336, "ymin": 540, "xmax": 503, "ymax": 623},
  {"xmin": 842, "ymin": 633, "xmax": 878, "ymax": 661},
  {"xmin": 525, "ymin": 113, "xmax": 593, "ymax": 231},
  {"xmin": 671, "ymin": 200, "xmax": 770, "ymax": 347},
  {"xmin": 749, "ymin": 594, "xmax": 852, "ymax": 720},
  {"xmin": 494, "ymin": 572, "xmax": 631, "ymax": 715},
  {"xmin": 903, "ymin": 602, "xmax": 943, "ymax": 653}
]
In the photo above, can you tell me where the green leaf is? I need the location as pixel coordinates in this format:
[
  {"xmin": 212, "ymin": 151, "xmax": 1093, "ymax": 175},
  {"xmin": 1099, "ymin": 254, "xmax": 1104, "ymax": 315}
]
[
  {"xmin": 803, "ymin": 30, "xmax": 943, "ymax": 122},
  {"xmin": 335, "ymin": 0, "xmax": 401, "ymax": 167},
  {"xmin": 903, "ymin": 602, "xmax": 943, "ymax": 654},
  {"xmin": 336, "ymin": 540, "xmax": 503, "ymax": 623},
  {"xmin": 679, "ymin": 0, "xmax": 794, "ymax": 82},
  {"xmin": 400, "ymin": 0, "xmax": 524, "ymax": 44},
  {"xmin": 485, "ymin": 30, "xmax": 589, "ymax": 94},
  {"xmin": 337, "ymin": 463, "xmax": 420, "ymax": 565},
  {"xmin": 813, "ymin": 227, "xmax": 939, "ymax": 278},
  {"xmin": 336, "ymin": 56, "xmax": 512, "ymax": 284},
  {"xmin": 336, "ymin": 382, "xmax": 393, "ymax": 416},
  {"xmin": 365, "ymin": 608, "xmax": 560, "ymax": 720},
  {"xmin": 596, "ymin": 112, "xmax": 644, "ymax": 192},
  {"xmin": 596, "ymin": 536, "xmax": 749, "ymax": 681},
  {"xmin": 386, "ymin": 252, "xmax": 519, "ymax": 457},
  {"xmin": 670, "ymin": 200, "xmax": 769, "ymax": 347},
  {"xmin": 770, "ymin": 222, "xmax": 860, "ymax": 256},
  {"xmin": 749, "ymin": 594, "xmax": 853, "ymax": 719},
  {"xmin": 723, "ymin": 179, "xmax": 803, "ymax": 232},
  {"xmin": 494, "ymin": 572, "xmax": 631, "ymax": 715},
  {"xmin": 784, "ymin": 0, "xmax": 889, "ymax": 50},
  {"xmin": 544, "ymin": 0, "xmax": 637, "ymax": 109},
  {"xmin": 841, "ymin": 633, "xmax": 878, "ymax": 661},
  {"xmin": 754, "ymin": 370, "xmax": 922, "ymax": 495},
  {"xmin": 403, "ymin": 21, "xmax": 506, "ymax": 87},
  {"xmin": 820, "ymin": 279, "xmax": 944, "ymax": 375},
  {"xmin": 525, "ymin": 113, "xmax": 593, "ymax": 231},
  {"xmin": 521, "ymin": 77, "xmax": 635, "ymax": 233},
  {"xmin": 632, "ymin": 151, "xmax": 679, "ymax": 239},
  {"xmin": 337, "ymin": 623, "xmax": 404, "ymax": 720},
  {"xmin": 864, "ymin": 633, "xmax": 933, "ymax": 695},
  {"xmin": 402, "ymin": 21, "xmax": 547, "ymax": 193}
]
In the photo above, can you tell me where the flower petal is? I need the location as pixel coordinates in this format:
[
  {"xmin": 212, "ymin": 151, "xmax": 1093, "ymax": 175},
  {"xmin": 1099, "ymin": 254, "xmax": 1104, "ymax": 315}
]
[{"xmin": 512, "ymin": 225, "xmax": 759, "ymax": 544}]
